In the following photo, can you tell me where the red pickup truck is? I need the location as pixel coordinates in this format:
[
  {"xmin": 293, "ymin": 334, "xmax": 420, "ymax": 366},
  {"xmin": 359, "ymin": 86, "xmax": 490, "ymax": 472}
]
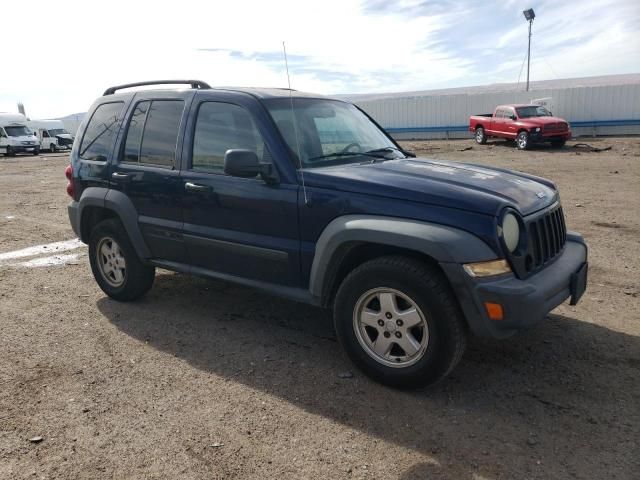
[{"xmin": 469, "ymin": 104, "xmax": 571, "ymax": 150}]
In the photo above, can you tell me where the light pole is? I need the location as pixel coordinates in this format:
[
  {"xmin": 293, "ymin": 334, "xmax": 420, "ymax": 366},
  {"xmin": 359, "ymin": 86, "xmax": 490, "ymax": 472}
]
[{"xmin": 523, "ymin": 8, "xmax": 535, "ymax": 92}]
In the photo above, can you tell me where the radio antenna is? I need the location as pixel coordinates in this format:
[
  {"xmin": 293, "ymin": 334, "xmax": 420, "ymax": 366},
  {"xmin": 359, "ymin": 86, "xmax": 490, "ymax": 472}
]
[{"xmin": 282, "ymin": 41, "xmax": 309, "ymax": 206}]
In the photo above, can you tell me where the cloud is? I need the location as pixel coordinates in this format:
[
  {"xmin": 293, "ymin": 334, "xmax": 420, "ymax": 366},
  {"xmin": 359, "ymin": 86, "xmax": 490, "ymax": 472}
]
[{"xmin": 0, "ymin": 0, "xmax": 637, "ymax": 118}]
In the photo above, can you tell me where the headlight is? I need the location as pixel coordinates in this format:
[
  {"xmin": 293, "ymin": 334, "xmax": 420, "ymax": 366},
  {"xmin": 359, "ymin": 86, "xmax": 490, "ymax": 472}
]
[
  {"xmin": 499, "ymin": 212, "xmax": 520, "ymax": 252},
  {"xmin": 533, "ymin": 127, "xmax": 541, "ymax": 132}
]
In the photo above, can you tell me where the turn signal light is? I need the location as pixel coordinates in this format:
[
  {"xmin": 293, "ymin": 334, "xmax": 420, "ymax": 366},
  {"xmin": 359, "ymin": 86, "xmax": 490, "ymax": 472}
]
[
  {"xmin": 484, "ymin": 302, "xmax": 504, "ymax": 321},
  {"xmin": 463, "ymin": 259, "xmax": 511, "ymax": 277}
]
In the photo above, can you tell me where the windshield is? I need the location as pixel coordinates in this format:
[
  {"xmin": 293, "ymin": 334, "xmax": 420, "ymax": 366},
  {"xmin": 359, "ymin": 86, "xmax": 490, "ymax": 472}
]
[
  {"xmin": 516, "ymin": 106, "xmax": 552, "ymax": 118},
  {"xmin": 264, "ymin": 98, "xmax": 404, "ymax": 168},
  {"xmin": 4, "ymin": 126, "xmax": 32, "ymax": 137},
  {"xmin": 48, "ymin": 128, "xmax": 68, "ymax": 136}
]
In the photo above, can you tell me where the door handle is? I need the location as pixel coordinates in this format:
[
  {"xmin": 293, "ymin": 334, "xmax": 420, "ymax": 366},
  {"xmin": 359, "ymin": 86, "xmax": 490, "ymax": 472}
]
[
  {"xmin": 185, "ymin": 182, "xmax": 212, "ymax": 193},
  {"xmin": 111, "ymin": 172, "xmax": 130, "ymax": 181}
]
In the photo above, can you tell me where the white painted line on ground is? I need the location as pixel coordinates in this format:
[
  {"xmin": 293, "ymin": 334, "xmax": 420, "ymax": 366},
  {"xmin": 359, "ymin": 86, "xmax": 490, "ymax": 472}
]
[
  {"xmin": 13, "ymin": 253, "xmax": 82, "ymax": 268},
  {"xmin": 0, "ymin": 238, "xmax": 84, "ymax": 262}
]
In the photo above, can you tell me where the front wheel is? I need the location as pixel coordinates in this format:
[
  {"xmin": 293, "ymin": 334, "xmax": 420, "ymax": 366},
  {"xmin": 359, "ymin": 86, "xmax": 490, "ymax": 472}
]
[
  {"xmin": 333, "ymin": 256, "xmax": 467, "ymax": 388},
  {"xmin": 5, "ymin": 146, "xmax": 15, "ymax": 157},
  {"xmin": 475, "ymin": 126, "xmax": 487, "ymax": 144},
  {"xmin": 516, "ymin": 131, "xmax": 529, "ymax": 150},
  {"xmin": 50, "ymin": 143, "xmax": 58, "ymax": 153},
  {"xmin": 89, "ymin": 218, "xmax": 155, "ymax": 301},
  {"xmin": 32, "ymin": 148, "xmax": 40, "ymax": 156}
]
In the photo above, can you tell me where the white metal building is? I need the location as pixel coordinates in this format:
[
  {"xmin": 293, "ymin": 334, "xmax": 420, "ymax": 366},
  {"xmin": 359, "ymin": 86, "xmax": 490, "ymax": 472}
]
[{"xmin": 342, "ymin": 74, "xmax": 640, "ymax": 140}]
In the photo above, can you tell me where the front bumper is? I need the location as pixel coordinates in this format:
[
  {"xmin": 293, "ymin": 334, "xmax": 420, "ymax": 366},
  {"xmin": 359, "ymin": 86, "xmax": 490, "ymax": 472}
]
[
  {"xmin": 6, "ymin": 145, "xmax": 39, "ymax": 153},
  {"xmin": 529, "ymin": 130, "xmax": 572, "ymax": 143},
  {"xmin": 441, "ymin": 232, "xmax": 588, "ymax": 339}
]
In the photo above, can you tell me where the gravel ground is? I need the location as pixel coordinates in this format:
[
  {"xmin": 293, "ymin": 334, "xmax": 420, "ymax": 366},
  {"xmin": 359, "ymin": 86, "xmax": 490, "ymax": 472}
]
[{"xmin": 1, "ymin": 138, "xmax": 639, "ymax": 479}]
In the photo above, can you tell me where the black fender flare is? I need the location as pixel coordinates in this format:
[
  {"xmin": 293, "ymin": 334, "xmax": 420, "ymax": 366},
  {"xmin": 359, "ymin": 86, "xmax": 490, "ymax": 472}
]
[
  {"xmin": 73, "ymin": 187, "xmax": 151, "ymax": 259},
  {"xmin": 308, "ymin": 215, "xmax": 497, "ymax": 301}
]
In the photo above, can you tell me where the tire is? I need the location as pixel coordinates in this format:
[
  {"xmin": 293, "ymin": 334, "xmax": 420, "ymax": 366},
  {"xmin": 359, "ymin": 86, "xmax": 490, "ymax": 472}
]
[
  {"xmin": 5, "ymin": 146, "xmax": 15, "ymax": 157},
  {"xmin": 88, "ymin": 218, "xmax": 155, "ymax": 301},
  {"xmin": 32, "ymin": 148, "xmax": 40, "ymax": 156},
  {"xmin": 551, "ymin": 139, "xmax": 565, "ymax": 148},
  {"xmin": 516, "ymin": 131, "xmax": 529, "ymax": 150},
  {"xmin": 333, "ymin": 255, "xmax": 467, "ymax": 388},
  {"xmin": 475, "ymin": 126, "xmax": 487, "ymax": 144},
  {"xmin": 50, "ymin": 143, "xmax": 57, "ymax": 153}
]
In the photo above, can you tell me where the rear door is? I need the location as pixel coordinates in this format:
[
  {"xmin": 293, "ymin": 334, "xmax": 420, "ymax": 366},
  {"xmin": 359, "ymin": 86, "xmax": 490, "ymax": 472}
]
[
  {"xmin": 109, "ymin": 91, "xmax": 195, "ymax": 263},
  {"xmin": 489, "ymin": 109, "xmax": 503, "ymax": 134},
  {"xmin": 179, "ymin": 92, "xmax": 300, "ymax": 286},
  {"xmin": 502, "ymin": 107, "xmax": 518, "ymax": 137}
]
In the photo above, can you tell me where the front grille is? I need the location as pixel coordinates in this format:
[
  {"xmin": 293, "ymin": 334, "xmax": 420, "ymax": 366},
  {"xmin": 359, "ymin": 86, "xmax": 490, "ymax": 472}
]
[
  {"xmin": 543, "ymin": 122, "xmax": 567, "ymax": 132},
  {"xmin": 526, "ymin": 204, "xmax": 567, "ymax": 269}
]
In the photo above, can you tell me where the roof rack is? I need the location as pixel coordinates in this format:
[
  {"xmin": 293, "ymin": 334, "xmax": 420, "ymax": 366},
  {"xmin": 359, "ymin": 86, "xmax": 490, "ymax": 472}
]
[{"xmin": 103, "ymin": 80, "xmax": 211, "ymax": 96}]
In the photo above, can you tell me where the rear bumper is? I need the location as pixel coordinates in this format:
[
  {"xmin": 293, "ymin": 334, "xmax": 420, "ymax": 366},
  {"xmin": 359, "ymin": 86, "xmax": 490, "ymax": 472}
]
[
  {"xmin": 441, "ymin": 232, "xmax": 588, "ymax": 339},
  {"xmin": 68, "ymin": 201, "xmax": 81, "ymax": 239}
]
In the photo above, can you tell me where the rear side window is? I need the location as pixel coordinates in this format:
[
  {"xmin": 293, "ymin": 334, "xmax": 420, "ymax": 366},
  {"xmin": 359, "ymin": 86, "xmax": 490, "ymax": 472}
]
[
  {"xmin": 79, "ymin": 102, "xmax": 124, "ymax": 161},
  {"xmin": 192, "ymin": 102, "xmax": 265, "ymax": 173},
  {"xmin": 122, "ymin": 100, "xmax": 184, "ymax": 167}
]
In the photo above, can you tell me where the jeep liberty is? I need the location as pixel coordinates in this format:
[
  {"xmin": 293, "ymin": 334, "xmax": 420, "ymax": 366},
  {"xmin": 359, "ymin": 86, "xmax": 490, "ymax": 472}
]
[{"xmin": 66, "ymin": 80, "xmax": 588, "ymax": 388}]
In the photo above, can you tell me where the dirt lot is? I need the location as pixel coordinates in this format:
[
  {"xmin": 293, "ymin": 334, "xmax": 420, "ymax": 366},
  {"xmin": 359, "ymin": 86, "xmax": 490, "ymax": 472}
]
[{"xmin": 1, "ymin": 138, "xmax": 639, "ymax": 479}]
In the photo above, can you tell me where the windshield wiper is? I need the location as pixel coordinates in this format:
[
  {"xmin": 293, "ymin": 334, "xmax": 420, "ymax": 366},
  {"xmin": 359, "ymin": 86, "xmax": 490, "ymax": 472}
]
[
  {"xmin": 308, "ymin": 151, "xmax": 390, "ymax": 162},
  {"xmin": 366, "ymin": 146, "xmax": 415, "ymax": 158}
]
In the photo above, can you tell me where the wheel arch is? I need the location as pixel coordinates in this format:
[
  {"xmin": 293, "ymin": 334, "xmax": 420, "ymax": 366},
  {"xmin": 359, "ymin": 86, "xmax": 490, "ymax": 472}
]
[
  {"xmin": 310, "ymin": 215, "xmax": 497, "ymax": 306},
  {"xmin": 75, "ymin": 187, "xmax": 151, "ymax": 259}
]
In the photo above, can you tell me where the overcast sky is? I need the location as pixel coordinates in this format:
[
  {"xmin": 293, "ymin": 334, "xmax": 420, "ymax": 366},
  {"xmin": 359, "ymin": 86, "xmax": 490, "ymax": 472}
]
[{"xmin": 2, "ymin": 0, "xmax": 638, "ymax": 118}]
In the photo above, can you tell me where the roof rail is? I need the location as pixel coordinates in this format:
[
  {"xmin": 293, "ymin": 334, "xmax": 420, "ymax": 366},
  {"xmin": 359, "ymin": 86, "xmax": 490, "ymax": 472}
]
[{"xmin": 103, "ymin": 80, "xmax": 211, "ymax": 96}]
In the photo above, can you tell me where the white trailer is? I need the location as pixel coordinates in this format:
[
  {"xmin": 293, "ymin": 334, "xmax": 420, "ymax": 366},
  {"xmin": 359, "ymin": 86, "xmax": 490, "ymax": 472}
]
[{"xmin": 28, "ymin": 119, "xmax": 74, "ymax": 152}]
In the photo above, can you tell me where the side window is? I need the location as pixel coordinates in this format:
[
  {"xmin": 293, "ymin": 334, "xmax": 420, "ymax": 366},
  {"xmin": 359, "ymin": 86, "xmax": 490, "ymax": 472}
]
[
  {"xmin": 192, "ymin": 102, "xmax": 265, "ymax": 173},
  {"xmin": 122, "ymin": 101, "xmax": 149, "ymax": 163},
  {"xmin": 79, "ymin": 102, "xmax": 124, "ymax": 161},
  {"xmin": 122, "ymin": 100, "xmax": 184, "ymax": 167},
  {"xmin": 42, "ymin": 130, "xmax": 50, "ymax": 137}
]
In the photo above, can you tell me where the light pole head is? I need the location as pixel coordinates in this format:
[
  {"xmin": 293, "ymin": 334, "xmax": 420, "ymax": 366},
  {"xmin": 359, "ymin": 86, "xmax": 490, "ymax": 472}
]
[{"xmin": 523, "ymin": 8, "xmax": 535, "ymax": 21}]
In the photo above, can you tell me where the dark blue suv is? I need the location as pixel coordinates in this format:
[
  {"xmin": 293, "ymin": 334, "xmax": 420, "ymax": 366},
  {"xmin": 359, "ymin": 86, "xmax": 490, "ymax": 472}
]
[{"xmin": 66, "ymin": 80, "xmax": 588, "ymax": 388}]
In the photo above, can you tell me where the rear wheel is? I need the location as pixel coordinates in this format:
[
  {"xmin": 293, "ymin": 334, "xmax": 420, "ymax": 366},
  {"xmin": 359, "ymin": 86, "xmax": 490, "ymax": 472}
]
[
  {"xmin": 516, "ymin": 131, "xmax": 529, "ymax": 150},
  {"xmin": 551, "ymin": 139, "xmax": 565, "ymax": 148},
  {"xmin": 89, "ymin": 218, "xmax": 155, "ymax": 301},
  {"xmin": 475, "ymin": 126, "xmax": 487, "ymax": 144},
  {"xmin": 333, "ymin": 256, "xmax": 467, "ymax": 388}
]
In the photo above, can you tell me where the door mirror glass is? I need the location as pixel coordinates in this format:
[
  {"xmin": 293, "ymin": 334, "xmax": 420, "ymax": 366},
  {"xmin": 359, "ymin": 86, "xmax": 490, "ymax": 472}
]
[
  {"xmin": 510, "ymin": 114, "xmax": 517, "ymax": 121},
  {"xmin": 224, "ymin": 149, "xmax": 261, "ymax": 178}
]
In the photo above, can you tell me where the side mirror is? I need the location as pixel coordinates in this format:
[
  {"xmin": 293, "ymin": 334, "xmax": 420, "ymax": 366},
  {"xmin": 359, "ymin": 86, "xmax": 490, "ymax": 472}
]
[
  {"xmin": 223, "ymin": 149, "xmax": 275, "ymax": 183},
  {"xmin": 510, "ymin": 114, "xmax": 517, "ymax": 121}
]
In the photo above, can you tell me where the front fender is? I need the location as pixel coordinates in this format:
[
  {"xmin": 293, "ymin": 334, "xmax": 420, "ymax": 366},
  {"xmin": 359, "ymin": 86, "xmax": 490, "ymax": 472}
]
[{"xmin": 309, "ymin": 215, "xmax": 497, "ymax": 301}]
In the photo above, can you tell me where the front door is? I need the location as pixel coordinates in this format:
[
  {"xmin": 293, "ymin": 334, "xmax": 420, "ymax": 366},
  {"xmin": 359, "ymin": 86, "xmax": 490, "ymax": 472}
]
[{"xmin": 180, "ymin": 96, "xmax": 300, "ymax": 286}]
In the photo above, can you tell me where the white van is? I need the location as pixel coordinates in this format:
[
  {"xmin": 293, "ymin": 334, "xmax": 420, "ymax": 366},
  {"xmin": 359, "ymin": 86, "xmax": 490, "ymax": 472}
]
[
  {"xmin": 0, "ymin": 114, "xmax": 40, "ymax": 156},
  {"xmin": 28, "ymin": 119, "xmax": 74, "ymax": 152}
]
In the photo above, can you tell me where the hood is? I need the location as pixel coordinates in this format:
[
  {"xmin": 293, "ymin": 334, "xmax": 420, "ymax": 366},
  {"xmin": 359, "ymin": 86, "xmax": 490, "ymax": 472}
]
[
  {"xmin": 9, "ymin": 135, "xmax": 39, "ymax": 145},
  {"xmin": 303, "ymin": 158, "xmax": 557, "ymax": 216},
  {"xmin": 520, "ymin": 116, "xmax": 567, "ymax": 125}
]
